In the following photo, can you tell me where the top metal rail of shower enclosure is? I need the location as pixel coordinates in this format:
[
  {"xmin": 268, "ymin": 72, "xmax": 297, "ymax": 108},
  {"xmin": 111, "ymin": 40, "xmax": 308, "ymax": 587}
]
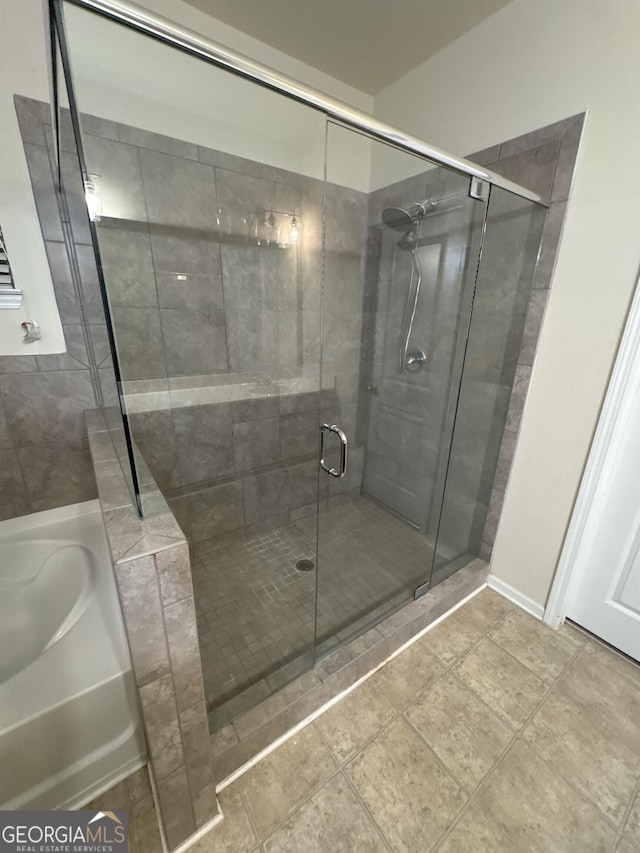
[{"xmin": 58, "ymin": 0, "xmax": 547, "ymax": 207}]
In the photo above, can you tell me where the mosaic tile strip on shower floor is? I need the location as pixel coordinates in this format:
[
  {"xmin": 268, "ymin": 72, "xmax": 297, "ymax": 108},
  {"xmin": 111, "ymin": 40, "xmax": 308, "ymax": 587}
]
[{"xmin": 192, "ymin": 496, "xmax": 435, "ymax": 729}]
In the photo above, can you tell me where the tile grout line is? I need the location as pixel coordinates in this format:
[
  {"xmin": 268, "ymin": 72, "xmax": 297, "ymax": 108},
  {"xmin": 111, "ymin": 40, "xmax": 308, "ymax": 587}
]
[{"xmin": 612, "ymin": 775, "xmax": 640, "ymax": 850}]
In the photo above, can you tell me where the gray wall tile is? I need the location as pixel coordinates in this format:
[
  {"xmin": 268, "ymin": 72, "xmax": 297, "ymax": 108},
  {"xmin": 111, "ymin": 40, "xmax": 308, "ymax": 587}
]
[
  {"xmin": 114, "ymin": 555, "xmax": 171, "ymax": 686},
  {"xmin": 138, "ymin": 674, "xmax": 184, "ymax": 781},
  {"xmin": 140, "ymin": 149, "xmax": 216, "ymax": 230},
  {"xmin": 164, "ymin": 596, "xmax": 206, "ymax": 712},
  {"xmin": 233, "ymin": 417, "xmax": 280, "ymax": 470},
  {"xmin": 243, "ymin": 468, "xmax": 289, "ymax": 523},
  {"xmin": 155, "ymin": 766, "xmax": 195, "ymax": 850},
  {"xmin": 189, "ymin": 481, "xmax": 245, "ymax": 543}
]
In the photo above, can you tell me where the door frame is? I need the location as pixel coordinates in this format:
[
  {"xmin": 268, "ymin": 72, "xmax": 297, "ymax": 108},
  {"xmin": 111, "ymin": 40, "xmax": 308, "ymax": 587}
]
[{"xmin": 544, "ymin": 272, "xmax": 640, "ymax": 629}]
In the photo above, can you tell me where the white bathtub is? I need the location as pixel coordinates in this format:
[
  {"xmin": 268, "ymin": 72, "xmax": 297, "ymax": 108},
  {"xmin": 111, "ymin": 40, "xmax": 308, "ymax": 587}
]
[{"xmin": 0, "ymin": 500, "xmax": 147, "ymax": 809}]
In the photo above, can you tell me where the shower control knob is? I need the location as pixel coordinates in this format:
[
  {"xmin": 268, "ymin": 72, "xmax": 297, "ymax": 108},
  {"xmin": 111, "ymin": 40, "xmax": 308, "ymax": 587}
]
[{"xmin": 405, "ymin": 347, "xmax": 427, "ymax": 372}]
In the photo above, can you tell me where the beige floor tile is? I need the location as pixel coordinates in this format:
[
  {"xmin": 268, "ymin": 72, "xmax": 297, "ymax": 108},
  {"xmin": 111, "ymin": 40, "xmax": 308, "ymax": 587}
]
[
  {"xmin": 583, "ymin": 639, "xmax": 640, "ymax": 689},
  {"xmin": 616, "ymin": 838, "xmax": 638, "ymax": 853},
  {"xmin": 315, "ymin": 680, "xmax": 397, "ymax": 764},
  {"xmin": 453, "ymin": 637, "xmax": 548, "ymax": 729},
  {"xmin": 436, "ymin": 802, "xmax": 512, "ymax": 853},
  {"xmin": 210, "ymin": 723, "xmax": 239, "ymax": 759},
  {"xmin": 263, "ymin": 772, "xmax": 387, "ymax": 853},
  {"xmin": 371, "ymin": 641, "xmax": 445, "ymax": 710},
  {"xmin": 559, "ymin": 620, "xmax": 588, "ymax": 649},
  {"xmin": 523, "ymin": 686, "xmax": 639, "ymax": 825},
  {"xmin": 240, "ymin": 724, "xmax": 337, "ymax": 839},
  {"xmin": 418, "ymin": 606, "xmax": 486, "ymax": 667},
  {"xmin": 457, "ymin": 588, "xmax": 514, "ymax": 631},
  {"xmin": 477, "ymin": 741, "xmax": 617, "ymax": 852},
  {"xmin": 489, "ymin": 608, "xmax": 577, "ymax": 682},
  {"xmin": 193, "ymin": 784, "xmax": 257, "ymax": 853},
  {"xmin": 560, "ymin": 650, "xmax": 640, "ymax": 760},
  {"xmin": 623, "ymin": 788, "xmax": 640, "ymax": 848},
  {"xmin": 347, "ymin": 716, "xmax": 467, "ymax": 852},
  {"xmin": 406, "ymin": 672, "xmax": 513, "ymax": 791}
]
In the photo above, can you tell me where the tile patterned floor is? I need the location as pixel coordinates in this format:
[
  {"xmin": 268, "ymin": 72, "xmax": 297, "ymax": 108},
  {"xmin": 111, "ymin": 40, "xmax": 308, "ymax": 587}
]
[
  {"xmin": 194, "ymin": 496, "xmax": 434, "ymax": 724},
  {"xmin": 190, "ymin": 588, "xmax": 640, "ymax": 853}
]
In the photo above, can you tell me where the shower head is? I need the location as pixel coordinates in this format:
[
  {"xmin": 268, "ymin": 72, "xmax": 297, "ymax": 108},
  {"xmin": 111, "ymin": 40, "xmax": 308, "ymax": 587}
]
[
  {"xmin": 381, "ymin": 199, "xmax": 433, "ymax": 231},
  {"xmin": 396, "ymin": 229, "xmax": 417, "ymax": 251}
]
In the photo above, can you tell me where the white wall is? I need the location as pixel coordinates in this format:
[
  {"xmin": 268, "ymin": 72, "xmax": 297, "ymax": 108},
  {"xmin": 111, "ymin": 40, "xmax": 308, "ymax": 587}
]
[
  {"xmin": 373, "ymin": 0, "xmax": 640, "ymax": 607},
  {"xmin": 0, "ymin": 0, "xmax": 65, "ymax": 355},
  {"xmin": 1, "ymin": 0, "xmax": 372, "ymax": 356}
]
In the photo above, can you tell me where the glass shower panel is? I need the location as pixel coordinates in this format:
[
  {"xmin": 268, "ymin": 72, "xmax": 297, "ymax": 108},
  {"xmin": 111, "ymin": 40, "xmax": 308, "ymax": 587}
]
[
  {"xmin": 316, "ymin": 122, "xmax": 489, "ymax": 653},
  {"xmin": 429, "ymin": 187, "xmax": 546, "ymax": 587},
  {"xmin": 62, "ymin": 2, "xmax": 327, "ymax": 727}
]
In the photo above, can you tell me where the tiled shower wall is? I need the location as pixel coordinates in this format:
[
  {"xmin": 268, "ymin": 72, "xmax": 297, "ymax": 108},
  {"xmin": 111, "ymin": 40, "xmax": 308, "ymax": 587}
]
[
  {"xmin": 0, "ymin": 97, "xmax": 118, "ymax": 522},
  {"xmin": 77, "ymin": 117, "xmax": 368, "ymax": 549},
  {"xmin": 357, "ymin": 114, "xmax": 584, "ymax": 561},
  {"xmin": 9, "ymin": 95, "xmax": 367, "ymax": 544}
]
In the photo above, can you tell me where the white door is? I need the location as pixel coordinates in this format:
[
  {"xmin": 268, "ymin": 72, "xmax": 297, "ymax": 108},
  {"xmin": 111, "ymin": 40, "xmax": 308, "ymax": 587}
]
[{"xmin": 556, "ymin": 280, "xmax": 640, "ymax": 662}]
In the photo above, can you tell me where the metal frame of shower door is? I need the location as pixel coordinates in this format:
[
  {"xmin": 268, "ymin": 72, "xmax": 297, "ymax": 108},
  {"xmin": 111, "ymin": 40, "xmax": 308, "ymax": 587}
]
[{"xmin": 62, "ymin": 0, "xmax": 548, "ymax": 208}]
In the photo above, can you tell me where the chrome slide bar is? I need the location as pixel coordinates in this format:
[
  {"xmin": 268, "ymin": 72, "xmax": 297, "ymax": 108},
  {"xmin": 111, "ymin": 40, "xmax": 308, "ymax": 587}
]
[{"xmin": 65, "ymin": 0, "xmax": 547, "ymax": 206}]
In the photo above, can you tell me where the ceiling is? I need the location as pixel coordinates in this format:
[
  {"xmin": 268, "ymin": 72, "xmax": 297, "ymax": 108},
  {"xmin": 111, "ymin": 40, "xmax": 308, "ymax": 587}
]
[{"xmin": 180, "ymin": 0, "xmax": 515, "ymax": 94}]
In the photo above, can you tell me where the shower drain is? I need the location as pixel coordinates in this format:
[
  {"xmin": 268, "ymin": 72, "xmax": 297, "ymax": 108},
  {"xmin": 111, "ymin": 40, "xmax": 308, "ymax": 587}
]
[{"xmin": 296, "ymin": 559, "xmax": 315, "ymax": 573}]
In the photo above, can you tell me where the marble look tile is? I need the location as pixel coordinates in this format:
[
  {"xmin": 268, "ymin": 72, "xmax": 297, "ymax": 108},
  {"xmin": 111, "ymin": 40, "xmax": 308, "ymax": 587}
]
[
  {"xmin": 622, "ymin": 789, "xmax": 640, "ymax": 848},
  {"xmin": 14, "ymin": 95, "xmax": 47, "ymax": 145},
  {"xmin": 23, "ymin": 143, "xmax": 63, "ymax": 242},
  {"xmin": 160, "ymin": 308, "xmax": 228, "ymax": 375},
  {"xmin": 240, "ymin": 724, "xmax": 336, "ymax": 839},
  {"xmin": 0, "ymin": 449, "xmax": 30, "ymax": 520},
  {"xmin": 315, "ymin": 680, "xmax": 396, "ymax": 764},
  {"xmin": 437, "ymin": 802, "xmax": 511, "ymax": 853},
  {"xmin": 505, "ymin": 364, "xmax": 532, "ymax": 431},
  {"xmin": 74, "ymin": 244, "xmax": 105, "ymax": 324},
  {"xmin": 138, "ymin": 673, "xmax": 184, "ymax": 781},
  {"xmin": 417, "ymin": 604, "xmax": 486, "ymax": 666},
  {"xmin": 0, "ymin": 370, "xmax": 96, "ymax": 447},
  {"xmin": 129, "ymin": 783, "xmax": 163, "ymax": 853},
  {"xmin": 140, "ymin": 149, "xmax": 217, "ymax": 230},
  {"xmin": 552, "ymin": 116, "xmax": 585, "ymax": 202},
  {"xmin": 289, "ymin": 459, "xmax": 321, "ymax": 509},
  {"xmin": 460, "ymin": 589, "xmax": 514, "ymax": 630},
  {"xmin": 226, "ymin": 310, "xmax": 278, "ymax": 371},
  {"xmin": 118, "ymin": 125, "xmax": 199, "ymax": 160},
  {"xmin": 347, "ymin": 717, "xmax": 467, "ymax": 852},
  {"xmin": 557, "ymin": 650, "xmax": 640, "ymax": 768},
  {"xmin": 114, "ymin": 555, "xmax": 171, "ymax": 686},
  {"xmin": 215, "ymin": 169, "xmax": 275, "ymax": 221},
  {"xmin": 453, "ymin": 637, "xmax": 548, "ymax": 729},
  {"xmin": 264, "ymin": 772, "xmax": 387, "ymax": 853},
  {"xmin": 164, "ymin": 596, "xmax": 207, "ymax": 711},
  {"xmin": 477, "ymin": 741, "xmax": 616, "ymax": 852},
  {"xmin": 280, "ymin": 411, "xmax": 318, "ymax": 460},
  {"xmin": 17, "ymin": 444, "xmax": 97, "ymax": 512},
  {"xmin": 494, "ymin": 141, "xmax": 559, "ymax": 200},
  {"xmin": 155, "ymin": 543, "xmax": 193, "ymax": 606},
  {"xmin": 188, "ymin": 481, "xmax": 245, "ymax": 542},
  {"xmin": 80, "ymin": 112, "xmax": 121, "ymax": 142},
  {"xmin": 84, "ymin": 135, "xmax": 148, "ymax": 222},
  {"xmin": 93, "ymin": 459, "xmax": 134, "ymax": 511},
  {"xmin": 199, "ymin": 147, "xmax": 262, "ymax": 177},
  {"xmin": 371, "ymin": 640, "xmax": 445, "ymax": 710},
  {"xmin": 233, "ymin": 417, "xmax": 280, "ymax": 470},
  {"xmin": 192, "ymin": 784, "xmax": 256, "ymax": 853},
  {"xmin": 210, "ymin": 724, "xmax": 239, "ymax": 760},
  {"xmin": 43, "ymin": 241, "xmax": 82, "ymax": 323},
  {"xmin": 488, "ymin": 607, "xmax": 577, "ymax": 683},
  {"xmin": 155, "ymin": 765, "xmax": 195, "ymax": 850},
  {"xmin": 220, "ymin": 244, "xmax": 278, "ymax": 311},
  {"xmin": 97, "ymin": 224, "xmax": 158, "ymax": 308},
  {"xmin": 616, "ymin": 838, "xmax": 638, "ymax": 853},
  {"xmin": 0, "ymin": 356, "xmax": 38, "ymax": 374},
  {"xmin": 523, "ymin": 686, "xmax": 639, "ymax": 825},
  {"xmin": 179, "ymin": 700, "xmax": 215, "ymax": 796},
  {"xmin": 35, "ymin": 325, "xmax": 89, "ymax": 372},
  {"xmin": 243, "ymin": 468, "xmax": 289, "ymax": 524},
  {"xmin": 583, "ymin": 639, "xmax": 640, "ymax": 689},
  {"xmin": 406, "ymin": 672, "xmax": 514, "ymax": 792},
  {"xmin": 126, "ymin": 766, "xmax": 152, "ymax": 804},
  {"xmin": 192, "ymin": 782, "xmax": 219, "ymax": 829},
  {"xmin": 111, "ymin": 307, "xmax": 166, "ymax": 380}
]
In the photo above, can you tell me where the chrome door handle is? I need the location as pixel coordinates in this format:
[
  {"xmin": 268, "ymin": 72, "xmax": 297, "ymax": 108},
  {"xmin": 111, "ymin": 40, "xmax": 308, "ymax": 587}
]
[{"xmin": 320, "ymin": 423, "xmax": 348, "ymax": 478}]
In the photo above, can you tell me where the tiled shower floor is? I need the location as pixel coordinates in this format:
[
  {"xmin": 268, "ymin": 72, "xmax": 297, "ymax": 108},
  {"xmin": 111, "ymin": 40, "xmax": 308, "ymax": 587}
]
[{"xmin": 192, "ymin": 496, "xmax": 434, "ymax": 728}]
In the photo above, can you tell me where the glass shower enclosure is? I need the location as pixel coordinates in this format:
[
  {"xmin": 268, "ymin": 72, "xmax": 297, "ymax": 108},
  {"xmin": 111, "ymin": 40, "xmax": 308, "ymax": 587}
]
[{"xmin": 55, "ymin": 0, "xmax": 546, "ymax": 730}]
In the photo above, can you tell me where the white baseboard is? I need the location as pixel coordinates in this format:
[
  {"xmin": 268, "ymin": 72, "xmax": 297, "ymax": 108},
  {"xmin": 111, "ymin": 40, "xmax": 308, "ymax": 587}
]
[{"xmin": 488, "ymin": 574, "xmax": 545, "ymax": 620}]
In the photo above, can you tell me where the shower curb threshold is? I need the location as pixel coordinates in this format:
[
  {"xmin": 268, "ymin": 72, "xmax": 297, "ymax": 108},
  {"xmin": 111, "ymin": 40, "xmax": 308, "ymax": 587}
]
[{"xmin": 211, "ymin": 557, "xmax": 489, "ymax": 787}]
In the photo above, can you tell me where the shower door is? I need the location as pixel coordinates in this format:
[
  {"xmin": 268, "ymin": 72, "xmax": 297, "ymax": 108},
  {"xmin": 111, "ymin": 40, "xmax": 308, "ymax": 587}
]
[{"xmin": 315, "ymin": 122, "xmax": 489, "ymax": 653}]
